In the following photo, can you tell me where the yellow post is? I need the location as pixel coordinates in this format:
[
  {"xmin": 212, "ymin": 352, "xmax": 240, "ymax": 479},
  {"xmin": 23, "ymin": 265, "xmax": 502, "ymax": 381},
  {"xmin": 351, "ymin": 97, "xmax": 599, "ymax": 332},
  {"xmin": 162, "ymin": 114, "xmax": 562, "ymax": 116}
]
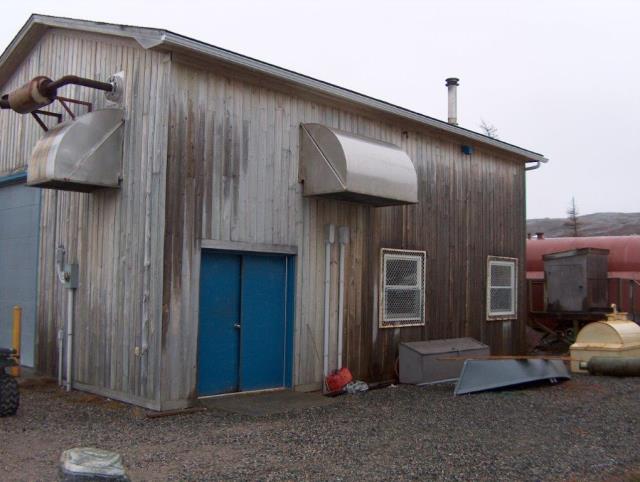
[{"xmin": 9, "ymin": 305, "xmax": 21, "ymax": 377}]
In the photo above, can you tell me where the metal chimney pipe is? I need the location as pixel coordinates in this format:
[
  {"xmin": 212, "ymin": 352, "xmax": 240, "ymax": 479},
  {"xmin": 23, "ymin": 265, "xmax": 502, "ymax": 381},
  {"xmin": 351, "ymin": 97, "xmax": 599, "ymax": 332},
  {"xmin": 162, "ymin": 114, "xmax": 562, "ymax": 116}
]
[{"xmin": 446, "ymin": 77, "xmax": 459, "ymax": 125}]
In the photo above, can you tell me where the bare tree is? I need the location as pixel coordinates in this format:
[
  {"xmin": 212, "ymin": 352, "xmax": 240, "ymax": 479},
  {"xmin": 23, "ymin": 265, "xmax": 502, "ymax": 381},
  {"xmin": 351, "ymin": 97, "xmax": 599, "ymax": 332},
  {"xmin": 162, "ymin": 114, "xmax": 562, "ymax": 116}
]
[
  {"xmin": 565, "ymin": 197, "xmax": 581, "ymax": 237},
  {"xmin": 479, "ymin": 119, "xmax": 499, "ymax": 139}
]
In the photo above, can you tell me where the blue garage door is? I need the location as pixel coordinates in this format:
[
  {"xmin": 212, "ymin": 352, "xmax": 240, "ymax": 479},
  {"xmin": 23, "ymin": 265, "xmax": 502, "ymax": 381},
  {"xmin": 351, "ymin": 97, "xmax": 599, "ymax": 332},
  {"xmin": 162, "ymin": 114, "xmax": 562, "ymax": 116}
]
[
  {"xmin": 197, "ymin": 251, "xmax": 295, "ymax": 396},
  {"xmin": 0, "ymin": 179, "xmax": 40, "ymax": 367}
]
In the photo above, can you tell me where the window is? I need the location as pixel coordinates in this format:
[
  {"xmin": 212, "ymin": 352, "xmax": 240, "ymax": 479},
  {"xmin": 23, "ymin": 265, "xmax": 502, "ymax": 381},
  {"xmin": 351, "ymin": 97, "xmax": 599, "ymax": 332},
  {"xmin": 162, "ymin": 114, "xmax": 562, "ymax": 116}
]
[
  {"xmin": 487, "ymin": 256, "xmax": 518, "ymax": 320},
  {"xmin": 380, "ymin": 249, "xmax": 426, "ymax": 328}
]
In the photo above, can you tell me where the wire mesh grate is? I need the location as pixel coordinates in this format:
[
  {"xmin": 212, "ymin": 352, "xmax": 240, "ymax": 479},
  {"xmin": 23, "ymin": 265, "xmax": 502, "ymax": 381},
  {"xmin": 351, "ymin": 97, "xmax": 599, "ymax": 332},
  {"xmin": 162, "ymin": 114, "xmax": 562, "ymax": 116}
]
[
  {"xmin": 487, "ymin": 256, "xmax": 517, "ymax": 318},
  {"xmin": 490, "ymin": 264, "xmax": 512, "ymax": 287},
  {"xmin": 380, "ymin": 249, "xmax": 426, "ymax": 328},
  {"xmin": 490, "ymin": 287, "xmax": 513, "ymax": 312}
]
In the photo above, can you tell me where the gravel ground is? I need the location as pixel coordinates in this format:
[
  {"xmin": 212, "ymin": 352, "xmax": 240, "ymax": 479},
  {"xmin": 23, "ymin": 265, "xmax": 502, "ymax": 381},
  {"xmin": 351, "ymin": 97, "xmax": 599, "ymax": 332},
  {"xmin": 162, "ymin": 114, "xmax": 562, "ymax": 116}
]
[{"xmin": 1, "ymin": 376, "xmax": 640, "ymax": 481}]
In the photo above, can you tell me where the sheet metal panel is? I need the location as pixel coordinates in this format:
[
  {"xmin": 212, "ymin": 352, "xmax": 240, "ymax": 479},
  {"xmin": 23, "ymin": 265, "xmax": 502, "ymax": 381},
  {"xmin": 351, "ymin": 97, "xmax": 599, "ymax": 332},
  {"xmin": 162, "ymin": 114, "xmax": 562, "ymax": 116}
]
[
  {"xmin": 197, "ymin": 251, "xmax": 242, "ymax": 395},
  {"xmin": 0, "ymin": 182, "xmax": 40, "ymax": 366},
  {"xmin": 454, "ymin": 359, "xmax": 570, "ymax": 395},
  {"xmin": 240, "ymin": 254, "xmax": 288, "ymax": 391},
  {"xmin": 197, "ymin": 251, "xmax": 293, "ymax": 396}
]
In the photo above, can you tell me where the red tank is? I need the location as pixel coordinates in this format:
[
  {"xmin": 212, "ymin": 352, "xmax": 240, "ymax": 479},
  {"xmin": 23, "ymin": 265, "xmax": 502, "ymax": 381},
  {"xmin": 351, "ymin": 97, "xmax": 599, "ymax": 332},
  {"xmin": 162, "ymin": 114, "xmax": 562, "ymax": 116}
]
[{"xmin": 527, "ymin": 236, "xmax": 640, "ymax": 280}]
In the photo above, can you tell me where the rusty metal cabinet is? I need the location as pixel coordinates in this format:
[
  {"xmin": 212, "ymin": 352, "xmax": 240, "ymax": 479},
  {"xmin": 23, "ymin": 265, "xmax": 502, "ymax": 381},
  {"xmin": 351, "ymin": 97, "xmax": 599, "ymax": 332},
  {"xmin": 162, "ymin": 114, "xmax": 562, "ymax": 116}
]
[{"xmin": 544, "ymin": 248, "xmax": 609, "ymax": 312}]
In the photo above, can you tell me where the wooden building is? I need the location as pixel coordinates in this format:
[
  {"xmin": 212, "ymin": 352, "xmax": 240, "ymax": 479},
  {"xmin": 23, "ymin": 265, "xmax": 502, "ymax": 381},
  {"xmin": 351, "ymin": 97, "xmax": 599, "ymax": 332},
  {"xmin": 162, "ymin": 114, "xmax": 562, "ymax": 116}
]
[{"xmin": 0, "ymin": 15, "xmax": 547, "ymax": 410}]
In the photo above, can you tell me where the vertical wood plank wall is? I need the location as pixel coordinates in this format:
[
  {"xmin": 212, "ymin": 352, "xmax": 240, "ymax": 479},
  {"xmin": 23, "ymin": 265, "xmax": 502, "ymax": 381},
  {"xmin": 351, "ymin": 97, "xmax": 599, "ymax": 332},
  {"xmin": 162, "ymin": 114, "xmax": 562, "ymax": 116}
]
[
  {"xmin": 164, "ymin": 60, "xmax": 527, "ymax": 401},
  {"xmin": 0, "ymin": 29, "xmax": 528, "ymax": 407},
  {"xmin": 0, "ymin": 30, "xmax": 169, "ymax": 408}
]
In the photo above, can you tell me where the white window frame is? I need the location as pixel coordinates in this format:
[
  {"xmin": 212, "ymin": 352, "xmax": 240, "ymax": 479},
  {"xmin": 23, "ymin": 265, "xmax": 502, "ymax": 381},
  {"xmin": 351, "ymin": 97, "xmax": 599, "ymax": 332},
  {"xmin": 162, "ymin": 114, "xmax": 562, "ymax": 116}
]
[
  {"xmin": 486, "ymin": 256, "xmax": 518, "ymax": 320},
  {"xmin": 379, "ymin": 248, "xmax": 426, "ymax": 329}
]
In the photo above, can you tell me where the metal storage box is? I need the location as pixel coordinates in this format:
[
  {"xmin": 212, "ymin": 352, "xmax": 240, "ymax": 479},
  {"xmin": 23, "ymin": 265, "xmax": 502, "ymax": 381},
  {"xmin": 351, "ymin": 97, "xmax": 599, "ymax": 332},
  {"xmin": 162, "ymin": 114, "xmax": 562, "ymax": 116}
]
[
  {"xmin": 544, "ymin": 248, "xmax": 609, "ymax": 312},
  {"xmin": 570, "ymin": 316, "xmax": 640, "ymax": 373},
  {"xmin": 399, "ymin": 338, "xmax": 490, "ymax": 385}
]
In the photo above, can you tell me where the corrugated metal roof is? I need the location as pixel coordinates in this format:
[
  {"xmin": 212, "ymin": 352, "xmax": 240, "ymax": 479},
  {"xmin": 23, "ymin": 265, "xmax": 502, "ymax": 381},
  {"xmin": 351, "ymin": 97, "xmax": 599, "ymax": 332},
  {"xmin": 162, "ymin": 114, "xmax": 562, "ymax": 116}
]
[{"xmin": 0, "ymin": 14, "xmax": 548, "ymax": 164}]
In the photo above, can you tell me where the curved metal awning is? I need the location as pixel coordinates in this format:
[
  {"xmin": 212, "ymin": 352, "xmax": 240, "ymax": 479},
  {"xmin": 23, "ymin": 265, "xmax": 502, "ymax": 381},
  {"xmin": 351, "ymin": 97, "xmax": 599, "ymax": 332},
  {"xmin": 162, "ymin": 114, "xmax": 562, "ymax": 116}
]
[
  {"xmin": 300, "ymin": 123, "xmax": 418, "ymax": 206},
  {"xmin": 27, "ymin": 108, "xmax": 124, "ymax": 192}
]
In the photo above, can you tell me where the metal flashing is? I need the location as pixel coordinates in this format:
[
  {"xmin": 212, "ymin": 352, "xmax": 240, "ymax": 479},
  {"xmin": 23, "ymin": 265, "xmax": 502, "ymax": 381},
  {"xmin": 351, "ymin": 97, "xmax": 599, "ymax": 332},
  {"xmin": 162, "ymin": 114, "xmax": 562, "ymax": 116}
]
[{"xmin": 0, "ymin": 170, "xmax": 27, "ymax": 187}]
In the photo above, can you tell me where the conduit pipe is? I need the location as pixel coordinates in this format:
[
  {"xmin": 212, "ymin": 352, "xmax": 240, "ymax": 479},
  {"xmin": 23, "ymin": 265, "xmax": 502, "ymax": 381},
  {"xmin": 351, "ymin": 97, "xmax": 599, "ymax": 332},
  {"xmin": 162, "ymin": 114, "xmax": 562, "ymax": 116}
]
[
  {"xmin": 337, "ymin": 227, "xmax": 350, "ymax": 370},
  {"xmin": 55, "ymin": 245, "xmax": 78, "ymax": 392},
  {"xmin": 323, "ymin": 224, "xmax": 335, "ymax": 385},
  {"xmin": 57, "ymin": 329, "xmax": 64, "ymax": 387},
  {"xmin": 66, "ymin": 289, "xmax": 75, "ymax": 392}
]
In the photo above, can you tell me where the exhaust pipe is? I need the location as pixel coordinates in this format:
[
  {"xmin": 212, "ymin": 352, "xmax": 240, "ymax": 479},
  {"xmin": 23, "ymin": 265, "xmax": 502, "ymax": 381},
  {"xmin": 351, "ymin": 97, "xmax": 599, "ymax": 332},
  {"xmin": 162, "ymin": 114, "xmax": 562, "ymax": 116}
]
[
  {"xmin": 0, "ymin": 75, "xmax": 115, "ymax": 114},
  {"xmin": 446, "ymin": 77, "xmax": 459, "ymax": 125}
]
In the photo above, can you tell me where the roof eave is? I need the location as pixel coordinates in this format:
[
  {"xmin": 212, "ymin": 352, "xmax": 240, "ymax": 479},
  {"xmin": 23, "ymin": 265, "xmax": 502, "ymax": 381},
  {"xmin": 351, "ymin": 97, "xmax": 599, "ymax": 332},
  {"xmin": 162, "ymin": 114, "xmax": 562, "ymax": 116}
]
[
  {"xmin": 159, "ymin": 32, "xmax": 548, "ymax": 164},
  {"xmin": 0, "ymin": 14, "xmax": 548, "ymax": 164}
]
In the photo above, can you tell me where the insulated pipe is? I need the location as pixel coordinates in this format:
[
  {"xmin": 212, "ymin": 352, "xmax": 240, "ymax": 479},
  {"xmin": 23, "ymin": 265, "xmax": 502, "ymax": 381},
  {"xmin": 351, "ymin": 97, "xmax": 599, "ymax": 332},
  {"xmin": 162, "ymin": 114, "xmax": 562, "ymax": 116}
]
[
  {"xmin": 446, "ymin": 77, "xmax": 459, "ymax": 125},
  {"xmin": 586, "ymin": 356, "xmax": 640, "ymax": 377},
  {"xmin": 323, "ymin": 224, "xmax": 335, "ymax": 384},
  {"xmin": 66, "ymin": 288, "xmax": 75, "ymax": 392},
  {"xmin": 337, "ymin": 227, "xmax": 350, "ymax": 370}
]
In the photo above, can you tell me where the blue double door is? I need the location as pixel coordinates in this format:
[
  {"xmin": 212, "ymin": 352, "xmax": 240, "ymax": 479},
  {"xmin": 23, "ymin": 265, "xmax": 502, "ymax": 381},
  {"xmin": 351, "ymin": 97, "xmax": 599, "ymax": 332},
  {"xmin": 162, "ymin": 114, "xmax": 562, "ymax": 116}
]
[{"xmin": 197, "ymin": 251, "xmax": 294, "ymax": 396}]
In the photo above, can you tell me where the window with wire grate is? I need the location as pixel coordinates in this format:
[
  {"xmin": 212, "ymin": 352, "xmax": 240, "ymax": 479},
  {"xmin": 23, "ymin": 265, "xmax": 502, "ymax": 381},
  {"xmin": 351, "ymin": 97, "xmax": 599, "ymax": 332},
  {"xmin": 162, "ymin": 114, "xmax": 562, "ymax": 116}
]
[
  {"xmin": 380, "ymin": 249, "xmax": 426, "ymax": 328},
  {"xmin": 486, "ymin": 256, "xmax": 518, "ymax": 320}
]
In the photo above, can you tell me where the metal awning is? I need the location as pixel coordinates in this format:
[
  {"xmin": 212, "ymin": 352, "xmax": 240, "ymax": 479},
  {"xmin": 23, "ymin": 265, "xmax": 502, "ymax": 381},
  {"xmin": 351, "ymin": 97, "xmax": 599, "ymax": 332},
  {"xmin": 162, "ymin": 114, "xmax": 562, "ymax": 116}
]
[
  {"xmin": 27, "ymin": 108, "xmax": 124, "ymax": 192},
  {"xmin": 300, "ymin": 123, "xmax": 418, "ymax": 206}
]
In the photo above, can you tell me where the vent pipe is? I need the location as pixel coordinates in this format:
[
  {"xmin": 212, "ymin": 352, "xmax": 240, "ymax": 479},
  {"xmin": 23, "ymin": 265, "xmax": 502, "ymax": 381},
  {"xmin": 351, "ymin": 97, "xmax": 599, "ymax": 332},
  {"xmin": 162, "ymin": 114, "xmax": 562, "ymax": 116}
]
[{"xmin": 446, "ymin": 77, "xmax": 459, "ymax": 125}]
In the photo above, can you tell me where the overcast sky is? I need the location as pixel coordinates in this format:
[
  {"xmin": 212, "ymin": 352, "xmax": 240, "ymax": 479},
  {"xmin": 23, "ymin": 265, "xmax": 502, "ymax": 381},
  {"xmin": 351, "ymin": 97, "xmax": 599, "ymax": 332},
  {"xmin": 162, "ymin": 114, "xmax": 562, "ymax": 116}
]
[{"xmin": 1, "ymin": 0, "xmax": 638, "ymax": 219}]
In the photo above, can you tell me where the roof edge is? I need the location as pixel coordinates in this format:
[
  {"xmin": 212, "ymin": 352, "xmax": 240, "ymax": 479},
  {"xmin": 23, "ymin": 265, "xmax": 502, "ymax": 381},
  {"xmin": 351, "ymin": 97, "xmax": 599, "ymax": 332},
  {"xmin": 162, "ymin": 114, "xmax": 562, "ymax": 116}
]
[
  {"xmin": 0, "ymin": 14, "xmax": 548, "ymax": 164},
  {"xmin": 160, "ymin": 30, "xmax": 548, "ymax": 163}
]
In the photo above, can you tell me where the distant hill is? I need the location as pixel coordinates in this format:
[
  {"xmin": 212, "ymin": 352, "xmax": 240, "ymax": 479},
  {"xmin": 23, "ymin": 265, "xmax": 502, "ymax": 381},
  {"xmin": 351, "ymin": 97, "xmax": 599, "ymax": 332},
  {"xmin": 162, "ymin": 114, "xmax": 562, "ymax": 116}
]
[{"xmin": 527, "ymin": 212, "xmax": 640, "ymax": 237}]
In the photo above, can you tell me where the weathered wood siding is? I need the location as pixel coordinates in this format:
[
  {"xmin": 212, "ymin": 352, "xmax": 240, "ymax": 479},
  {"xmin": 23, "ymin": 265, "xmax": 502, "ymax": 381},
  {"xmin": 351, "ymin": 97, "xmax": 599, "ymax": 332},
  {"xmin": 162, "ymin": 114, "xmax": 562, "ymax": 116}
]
[
  {"xmin": 164, "ymin": 59, "xmax": 527, "ymax": 401},
  {"xmin": 0, "ymin": 29, "xmax": 170, "ymax": 408}
]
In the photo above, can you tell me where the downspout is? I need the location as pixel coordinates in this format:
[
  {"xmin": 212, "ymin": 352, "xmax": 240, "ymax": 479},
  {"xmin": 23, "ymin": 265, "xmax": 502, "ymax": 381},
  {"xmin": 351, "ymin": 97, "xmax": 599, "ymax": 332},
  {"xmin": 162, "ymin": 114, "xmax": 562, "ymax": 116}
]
[
  {"xmin": 323, "ymin": 224, "xmax": 335, "ymax": 386},
  {"xmin": 337, "ymin": 227, "xmax": 349, "ymax": 370},
  {"xmin": 525, "ymin": 161, "xmax": 541, "ymax": 171}
]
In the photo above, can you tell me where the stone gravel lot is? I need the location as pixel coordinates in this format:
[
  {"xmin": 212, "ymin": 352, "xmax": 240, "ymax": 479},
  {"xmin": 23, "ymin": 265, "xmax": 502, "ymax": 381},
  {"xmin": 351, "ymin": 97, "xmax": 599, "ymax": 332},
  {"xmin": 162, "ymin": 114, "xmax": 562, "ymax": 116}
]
[{"xmin": 1, "ymin": 375, "xmax": 640, "ymax": 481}]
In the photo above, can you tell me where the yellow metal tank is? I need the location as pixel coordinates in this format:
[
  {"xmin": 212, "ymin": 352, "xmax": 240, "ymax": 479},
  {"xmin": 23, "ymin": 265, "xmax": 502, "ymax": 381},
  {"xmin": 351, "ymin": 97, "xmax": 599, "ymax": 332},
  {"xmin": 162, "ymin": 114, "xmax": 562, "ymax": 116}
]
[{"xmin": 570, "ymin": 310, "xmax": 640, "ymax": 373}]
